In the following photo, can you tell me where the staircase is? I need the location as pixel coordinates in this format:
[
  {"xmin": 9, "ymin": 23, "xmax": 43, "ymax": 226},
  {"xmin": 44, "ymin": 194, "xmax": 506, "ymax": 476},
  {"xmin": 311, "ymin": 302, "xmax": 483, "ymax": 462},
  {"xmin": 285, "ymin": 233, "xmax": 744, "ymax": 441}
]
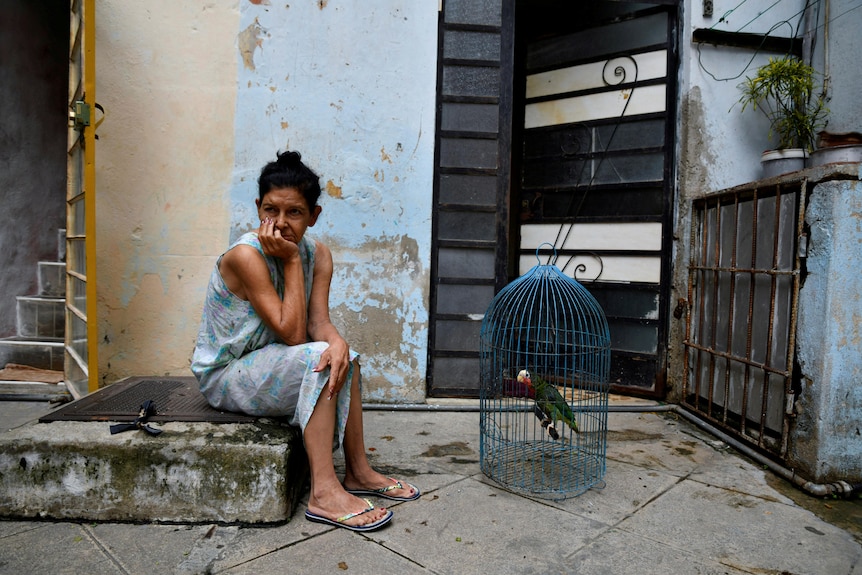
[{"xmin": 0, "ymin": 230, "xmax": 70, "ymax": 401}]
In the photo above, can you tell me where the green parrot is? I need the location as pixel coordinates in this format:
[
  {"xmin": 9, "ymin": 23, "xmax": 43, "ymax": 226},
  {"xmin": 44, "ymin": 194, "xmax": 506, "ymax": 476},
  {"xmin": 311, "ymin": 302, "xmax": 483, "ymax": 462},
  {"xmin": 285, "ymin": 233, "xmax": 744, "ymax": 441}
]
[{"xmin": 517, "ymin": 369, "xmax": 579, "ymax": 438}]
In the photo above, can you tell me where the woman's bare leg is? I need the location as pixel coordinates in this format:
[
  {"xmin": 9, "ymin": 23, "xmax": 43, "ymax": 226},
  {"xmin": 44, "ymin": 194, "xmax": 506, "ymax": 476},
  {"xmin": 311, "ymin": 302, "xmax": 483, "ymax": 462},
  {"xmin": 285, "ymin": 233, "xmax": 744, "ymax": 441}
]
[
  {"xmin": 304, "ymin": 372, "xmax": 388, "ymax": 527},
  {"xmin": 341, "ymin": 361, "xmax": 417, "ymax": 499}
]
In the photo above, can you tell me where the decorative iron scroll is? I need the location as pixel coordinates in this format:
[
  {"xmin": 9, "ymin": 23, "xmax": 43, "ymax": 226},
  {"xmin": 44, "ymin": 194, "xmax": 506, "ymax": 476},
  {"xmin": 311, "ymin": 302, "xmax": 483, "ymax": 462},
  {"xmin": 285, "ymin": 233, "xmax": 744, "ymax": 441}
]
[{"xmin": 548, "ymin": 55, "xmax": 639, "ymax": 281}]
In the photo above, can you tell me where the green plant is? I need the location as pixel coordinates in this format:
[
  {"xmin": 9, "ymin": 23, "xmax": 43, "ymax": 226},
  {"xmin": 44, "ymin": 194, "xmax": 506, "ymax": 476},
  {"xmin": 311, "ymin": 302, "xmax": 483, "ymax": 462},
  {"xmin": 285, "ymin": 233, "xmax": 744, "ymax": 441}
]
[{"xmin": 738, "ymin": 56, "xmax": 828, "ymax": 151}]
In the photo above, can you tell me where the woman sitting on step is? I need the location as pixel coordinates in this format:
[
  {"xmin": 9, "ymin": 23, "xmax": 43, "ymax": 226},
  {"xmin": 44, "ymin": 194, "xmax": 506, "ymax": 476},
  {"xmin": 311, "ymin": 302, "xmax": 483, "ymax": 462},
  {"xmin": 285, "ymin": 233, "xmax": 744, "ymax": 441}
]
[{"xmin": 191, "ymin": 151, "xmax": 419, "ymax": 532}]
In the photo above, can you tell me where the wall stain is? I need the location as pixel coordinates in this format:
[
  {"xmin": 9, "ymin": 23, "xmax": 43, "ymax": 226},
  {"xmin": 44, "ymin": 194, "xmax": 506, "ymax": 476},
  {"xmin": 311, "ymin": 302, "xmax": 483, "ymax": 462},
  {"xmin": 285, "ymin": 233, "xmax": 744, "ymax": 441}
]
[
  {"xmin": 324, "ymin": 234, "xmax": 428, "ymax": 402},
  {"xmin": 325, "ymin": 180, "xmax": 342, "ymax": 198},
  {"xmin": 238, "ymin": 18, "xmax": 264, "ymax": 71}
]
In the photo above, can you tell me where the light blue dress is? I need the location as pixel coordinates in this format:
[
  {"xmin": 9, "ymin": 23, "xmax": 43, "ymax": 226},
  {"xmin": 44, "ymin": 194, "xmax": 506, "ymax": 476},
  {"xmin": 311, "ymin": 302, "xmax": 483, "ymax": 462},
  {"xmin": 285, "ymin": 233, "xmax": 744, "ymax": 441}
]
[{"xmin": 191, "ymin": 232, "xmax": 357, "ymax": 446}]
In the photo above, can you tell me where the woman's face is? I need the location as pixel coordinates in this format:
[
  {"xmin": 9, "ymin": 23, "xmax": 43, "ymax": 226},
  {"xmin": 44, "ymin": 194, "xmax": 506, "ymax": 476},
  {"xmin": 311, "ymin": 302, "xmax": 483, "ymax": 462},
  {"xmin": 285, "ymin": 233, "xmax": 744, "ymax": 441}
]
[{"xmin": 255, "ymin": 187, "xmax": 321, "ymax": 243}]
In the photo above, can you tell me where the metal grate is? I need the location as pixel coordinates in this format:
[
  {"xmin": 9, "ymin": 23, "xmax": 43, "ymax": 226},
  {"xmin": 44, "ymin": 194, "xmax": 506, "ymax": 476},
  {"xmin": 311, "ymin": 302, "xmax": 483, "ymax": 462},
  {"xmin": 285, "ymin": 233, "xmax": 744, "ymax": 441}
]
[
  {"xmin": 683, "ymin": 179, "xmax": 805, "ymax": 458},
  {"xmin": 39, "ymin": 376, "xmax": 256, "ymax": 423}
]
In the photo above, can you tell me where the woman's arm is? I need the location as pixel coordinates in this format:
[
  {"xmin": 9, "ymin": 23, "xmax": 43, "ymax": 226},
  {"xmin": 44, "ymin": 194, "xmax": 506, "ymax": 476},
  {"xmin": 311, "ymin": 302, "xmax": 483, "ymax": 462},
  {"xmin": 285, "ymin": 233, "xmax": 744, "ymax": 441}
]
[
  {"xmin": 307, "ymin": 242, "xmax": 352, "ymax": 398},
  {"xmin": 219, "ymin": 232, "xmax": 309, "ymax": 346}
]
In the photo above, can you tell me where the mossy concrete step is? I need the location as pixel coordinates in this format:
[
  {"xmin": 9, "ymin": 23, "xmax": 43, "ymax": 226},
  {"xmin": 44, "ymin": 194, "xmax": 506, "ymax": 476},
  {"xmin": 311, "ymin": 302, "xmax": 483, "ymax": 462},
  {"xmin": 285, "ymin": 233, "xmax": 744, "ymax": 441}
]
[{"xmin": 0, "ymin": 418, "xmax": 308, "ymax": 524}]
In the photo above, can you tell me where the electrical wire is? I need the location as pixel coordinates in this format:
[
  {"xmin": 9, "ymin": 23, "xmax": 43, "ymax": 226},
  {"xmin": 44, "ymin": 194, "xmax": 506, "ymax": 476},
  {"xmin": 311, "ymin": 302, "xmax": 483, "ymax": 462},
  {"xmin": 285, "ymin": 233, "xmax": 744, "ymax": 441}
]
[{"xmin": 695, "ymin": 0, "xmax": 862, "ymax": 83}]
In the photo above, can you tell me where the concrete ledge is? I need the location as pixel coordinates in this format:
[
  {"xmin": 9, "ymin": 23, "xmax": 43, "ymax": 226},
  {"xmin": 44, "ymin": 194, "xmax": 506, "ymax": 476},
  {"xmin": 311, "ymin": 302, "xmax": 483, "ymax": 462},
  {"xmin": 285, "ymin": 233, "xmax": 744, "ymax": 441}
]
[{"xmin": 0, "ymin": 419, "xmax": 308, "ymax": 524}]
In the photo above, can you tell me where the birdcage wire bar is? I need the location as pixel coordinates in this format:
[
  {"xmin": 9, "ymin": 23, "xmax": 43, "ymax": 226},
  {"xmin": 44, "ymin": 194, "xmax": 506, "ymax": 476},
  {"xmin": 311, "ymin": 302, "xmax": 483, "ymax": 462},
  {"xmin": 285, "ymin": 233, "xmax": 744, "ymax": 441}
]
[{"xmin": 480, "ymin": 261, "xmax": 611, "ymax": 499}]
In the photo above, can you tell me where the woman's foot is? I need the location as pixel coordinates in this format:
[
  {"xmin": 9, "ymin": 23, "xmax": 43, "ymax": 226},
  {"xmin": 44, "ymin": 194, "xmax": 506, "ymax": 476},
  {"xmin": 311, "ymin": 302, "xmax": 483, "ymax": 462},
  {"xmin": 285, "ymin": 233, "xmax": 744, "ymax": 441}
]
[
  {"xmin": 307, "ymin": 483, "xmax": 390, "ymax": 529},
  {"xmin": 342, "ymin": 472, "xmax": 421, "ymax": 501}
]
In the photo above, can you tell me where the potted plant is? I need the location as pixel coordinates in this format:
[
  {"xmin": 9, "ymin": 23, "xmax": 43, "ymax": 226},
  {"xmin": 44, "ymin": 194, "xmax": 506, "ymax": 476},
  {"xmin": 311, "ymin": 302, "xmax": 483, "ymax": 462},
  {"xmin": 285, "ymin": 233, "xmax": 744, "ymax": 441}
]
[{"xmin": 738, "ymin": 55, "xmax": 828, "ymax": 178}]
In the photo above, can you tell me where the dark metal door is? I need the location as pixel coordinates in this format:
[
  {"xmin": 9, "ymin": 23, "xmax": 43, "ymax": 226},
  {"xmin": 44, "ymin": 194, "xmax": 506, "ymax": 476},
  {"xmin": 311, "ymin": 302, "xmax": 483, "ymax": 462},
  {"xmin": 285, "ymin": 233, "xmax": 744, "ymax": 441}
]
[
  {"xmin": 428, "ymin": 0, "xmax": 677, "ymax": 398},
  {"xmin": 515, "ymin": 2, "xmax": 678, "ymax": 398},
  {"xmin": 428, "ymin": 0, "xmax": 515, "ymax": 397}
]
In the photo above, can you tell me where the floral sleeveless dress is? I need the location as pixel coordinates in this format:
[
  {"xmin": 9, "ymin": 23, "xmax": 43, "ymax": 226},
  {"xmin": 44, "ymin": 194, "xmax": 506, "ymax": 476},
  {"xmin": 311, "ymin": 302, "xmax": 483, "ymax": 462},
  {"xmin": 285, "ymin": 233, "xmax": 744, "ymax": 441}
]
[{"xmin": 191, "ymin": 232, "xmax": 357, "ymax": 447}]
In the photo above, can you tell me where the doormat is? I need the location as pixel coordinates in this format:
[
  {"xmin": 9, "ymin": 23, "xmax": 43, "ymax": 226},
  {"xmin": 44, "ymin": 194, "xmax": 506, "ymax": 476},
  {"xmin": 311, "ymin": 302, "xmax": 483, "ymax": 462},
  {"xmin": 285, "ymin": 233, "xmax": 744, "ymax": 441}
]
[{"xmin": 39, "ymin": 376, "xmax": 257, "ymax": 424}]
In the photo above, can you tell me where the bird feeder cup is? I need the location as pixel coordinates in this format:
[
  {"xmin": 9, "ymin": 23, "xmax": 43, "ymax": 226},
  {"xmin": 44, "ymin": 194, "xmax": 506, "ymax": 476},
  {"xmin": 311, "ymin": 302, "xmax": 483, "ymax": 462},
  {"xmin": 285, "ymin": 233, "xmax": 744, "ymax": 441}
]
[{"xmin": 479, "ymin": 258, "xmax": 611, "ymax": 499}]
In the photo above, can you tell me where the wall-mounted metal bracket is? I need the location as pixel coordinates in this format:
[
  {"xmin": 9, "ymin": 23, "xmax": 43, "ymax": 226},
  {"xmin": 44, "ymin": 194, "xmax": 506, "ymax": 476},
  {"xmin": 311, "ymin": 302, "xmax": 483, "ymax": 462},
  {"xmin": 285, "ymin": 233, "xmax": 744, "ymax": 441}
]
[{"xmin": 70, "ymin": 100, "xmax": 91, "ymax": 130}]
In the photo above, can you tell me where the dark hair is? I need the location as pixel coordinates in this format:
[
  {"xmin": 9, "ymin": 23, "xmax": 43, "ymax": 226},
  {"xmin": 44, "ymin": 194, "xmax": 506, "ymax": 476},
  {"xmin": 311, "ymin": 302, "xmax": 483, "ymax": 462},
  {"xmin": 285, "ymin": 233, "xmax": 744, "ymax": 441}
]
[{"xmin": 258, "ymin": 151, "xmax": 322, "ymax": 209}]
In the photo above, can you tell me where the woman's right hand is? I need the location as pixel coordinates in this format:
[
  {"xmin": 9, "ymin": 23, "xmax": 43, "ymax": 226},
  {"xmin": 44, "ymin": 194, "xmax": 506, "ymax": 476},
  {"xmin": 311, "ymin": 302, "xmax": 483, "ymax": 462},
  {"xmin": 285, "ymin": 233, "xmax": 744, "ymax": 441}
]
[{"xmin": 258, "ymin": 218, "xmax": 299, "ymax": 261}]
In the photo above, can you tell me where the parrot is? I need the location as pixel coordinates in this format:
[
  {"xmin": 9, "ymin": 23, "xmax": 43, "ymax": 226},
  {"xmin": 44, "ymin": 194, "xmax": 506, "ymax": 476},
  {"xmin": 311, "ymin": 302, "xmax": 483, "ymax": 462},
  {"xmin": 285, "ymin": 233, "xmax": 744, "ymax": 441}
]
[{"xmin": 517, "ymin": 369, "xmax": 579, "ymax": 438}]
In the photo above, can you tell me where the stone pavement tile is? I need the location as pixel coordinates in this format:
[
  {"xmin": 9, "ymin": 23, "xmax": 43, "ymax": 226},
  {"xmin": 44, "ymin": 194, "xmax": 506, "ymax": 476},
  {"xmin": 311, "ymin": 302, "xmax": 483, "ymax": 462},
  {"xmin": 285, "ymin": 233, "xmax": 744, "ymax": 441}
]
[
  {"xmin": 359, "ymin": 410, "xmax": 482, "ymax": 477},
  {"xmin": 566, "ymin": 526, "xmax": 751, "ymax": 575},
  {"xmin": 515, "ymin": 458, "xmax": 682, "ymax": 526},
  {"xmin": 0, "ymin": 401, "xmax": 55, "ymax": 432},
  {"xmin": 0, "ymin": 519, "xmax": 41, "ymax": 539},
  {"xmin": 687, "ymin": 447, "xmax": 797, "ymax": 504},
  {"xmin": 618, "ymin": 479, "xmax": 862, "ymax": 575},
  {"xmin": 88, "ymin": 522, "xmax": 228, "ymax": 575},
  {"xmin": 369, "ymin": 475, "xmax": 608, "ymax": 575},
  {"xmin": 210, "ymin": 517, "xmax": 328, "ymax": 573},
  {"xmin": 606, "ymin": 412, "xmax": 721, "ymax": 477},
  {"xmin": 0, "ymin": 521, "xmax": 122, "ymax": 574},
  {"xmin": 215, "ymin": 528, "xmax": 429, "ymax": 575}
]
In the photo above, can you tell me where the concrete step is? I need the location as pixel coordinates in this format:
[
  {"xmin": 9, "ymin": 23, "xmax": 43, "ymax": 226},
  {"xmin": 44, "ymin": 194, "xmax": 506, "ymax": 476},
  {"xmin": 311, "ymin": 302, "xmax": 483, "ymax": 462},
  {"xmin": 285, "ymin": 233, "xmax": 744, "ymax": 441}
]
[
  {"xmin": 57, "ymin": 228, "xmax": 66, "ymax": 262},
  {"xmin": 0, "ymin": 381, "xmax": 71, "ymax": 402},
  {"xmin": 38, "ymin": 262, "xmax": 65, "ymax": 297},
  {"xmin": 0, "ymin": 417, "xmax": 308, "ymax": 523},
  {"xmin": 16, "ymin": 296, "xmax": 64, "ymax": 339},
  {"xmin": 0, "ymin": 377, "xmax": 308, "ymax": 523},
  {"xmin": 0, "ymin": 337, "xmax": 64, "ymax": 372}
]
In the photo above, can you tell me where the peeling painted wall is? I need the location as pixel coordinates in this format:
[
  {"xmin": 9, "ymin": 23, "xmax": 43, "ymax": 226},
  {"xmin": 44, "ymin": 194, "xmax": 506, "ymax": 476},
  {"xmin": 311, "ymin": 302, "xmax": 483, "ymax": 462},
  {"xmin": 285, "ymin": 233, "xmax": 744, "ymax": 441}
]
[
  {"xmin": 95, "ymin": 1, "xmax": 436, "ymax": 403},
  {"xmin": 226, "ymin": 2, "xmax": 437, "ymax": 402},
  {"xmin": 792, "ymin": 175, "xmax": 862, "ymax": 482},
  {"xmin": 95, "ymin": 2, "xmax": 239, "ymax": 384}
]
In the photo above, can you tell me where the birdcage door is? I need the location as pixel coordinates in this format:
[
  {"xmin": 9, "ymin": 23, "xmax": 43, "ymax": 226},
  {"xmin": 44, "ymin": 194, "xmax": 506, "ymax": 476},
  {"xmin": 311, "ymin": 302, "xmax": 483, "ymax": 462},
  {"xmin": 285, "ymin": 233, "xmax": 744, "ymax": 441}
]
[{"xmin": 515, "ymin": 1, "xmax": 678, "ymax": 397}]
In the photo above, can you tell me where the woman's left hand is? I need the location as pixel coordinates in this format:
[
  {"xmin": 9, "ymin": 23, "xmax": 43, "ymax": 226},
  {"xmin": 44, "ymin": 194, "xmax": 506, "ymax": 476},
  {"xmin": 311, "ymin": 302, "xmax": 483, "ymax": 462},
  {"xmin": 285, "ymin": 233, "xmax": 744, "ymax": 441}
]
[{"xmin": 314, "ymin": 338, "xmax": 351, "ymax": 400}]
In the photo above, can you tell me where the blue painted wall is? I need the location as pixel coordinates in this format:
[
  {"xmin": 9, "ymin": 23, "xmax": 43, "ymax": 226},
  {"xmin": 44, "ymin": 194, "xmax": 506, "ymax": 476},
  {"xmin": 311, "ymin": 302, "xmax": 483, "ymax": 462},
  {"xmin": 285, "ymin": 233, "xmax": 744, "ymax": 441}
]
[
  {"xmin": 794, "ymin": 171, "xmax": 862, "ymax": 482},
  {"xmin": 229, "ymin": 1, "xmax": 438, "ymax": 402}
]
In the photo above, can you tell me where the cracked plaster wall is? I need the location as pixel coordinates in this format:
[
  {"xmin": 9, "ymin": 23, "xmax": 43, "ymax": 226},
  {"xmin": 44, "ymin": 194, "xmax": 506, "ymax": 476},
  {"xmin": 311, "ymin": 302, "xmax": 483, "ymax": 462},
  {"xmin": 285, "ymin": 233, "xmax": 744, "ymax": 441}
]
[
  {"xmin": 668, "ymin": 0, "xmax": 809, "ymax": 400},
  {"xmin": 95, "ymin": 1, "xmax": 436, "ymax": 403},
  {"xmin": 791, "ymin": 177, "xmax": 862, "ymax": 482}
]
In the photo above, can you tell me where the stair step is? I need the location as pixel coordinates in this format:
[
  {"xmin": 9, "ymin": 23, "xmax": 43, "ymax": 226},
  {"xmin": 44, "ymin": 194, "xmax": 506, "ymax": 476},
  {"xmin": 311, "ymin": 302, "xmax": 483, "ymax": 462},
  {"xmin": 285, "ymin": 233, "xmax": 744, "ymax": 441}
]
[
  {"xmin": 0, "ymin": 337, "xmax": 64, "ymax": 372},
  {"xmin": 0, "ymin": 378, "xmax": 308, "ymax": 523},
  {"xmin": 0, "ymin": 381, "xmax": 71, "ymax": 402},
  {"xmin": 16, "ymin": 296, "xmax": 64, "ymax": 339},
  {"xmin": 38, "ymin": 262, "xmax": 65, "ymax": 297},
  {"xmin": 58, "ymin": 228, "xmax": 66, "ymax": 262}
]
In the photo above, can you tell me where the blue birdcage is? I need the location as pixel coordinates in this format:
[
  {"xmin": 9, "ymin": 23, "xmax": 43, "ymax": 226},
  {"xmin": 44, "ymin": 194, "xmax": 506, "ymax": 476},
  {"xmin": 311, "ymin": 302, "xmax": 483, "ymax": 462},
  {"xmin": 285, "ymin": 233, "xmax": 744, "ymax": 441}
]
[{"xmin": 479, "ymin": 253, "xmax": 611, "ymax": 499}]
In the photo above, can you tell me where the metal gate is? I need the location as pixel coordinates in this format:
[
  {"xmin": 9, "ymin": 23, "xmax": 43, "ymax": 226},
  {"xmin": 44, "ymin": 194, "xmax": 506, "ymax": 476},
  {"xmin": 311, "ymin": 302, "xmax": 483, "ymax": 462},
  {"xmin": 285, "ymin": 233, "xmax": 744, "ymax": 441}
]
[{"xmin": 683, "ymin": 179, "xmax": 805, "ymax": 458}]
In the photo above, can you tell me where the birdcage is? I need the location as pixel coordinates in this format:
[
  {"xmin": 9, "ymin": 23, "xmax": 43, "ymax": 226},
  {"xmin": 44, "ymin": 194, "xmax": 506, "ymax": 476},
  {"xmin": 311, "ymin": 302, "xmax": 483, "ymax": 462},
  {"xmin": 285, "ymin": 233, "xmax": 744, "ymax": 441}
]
[{"xmin": 479, "ymin": 255, "xmax": 611, "ymax": 499}]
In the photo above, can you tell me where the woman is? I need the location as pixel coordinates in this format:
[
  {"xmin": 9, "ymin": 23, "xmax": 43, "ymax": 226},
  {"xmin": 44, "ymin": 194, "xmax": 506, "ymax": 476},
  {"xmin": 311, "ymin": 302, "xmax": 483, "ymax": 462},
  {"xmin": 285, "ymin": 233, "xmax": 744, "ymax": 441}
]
[{"xmin": 192, "ymin": 151, "xmax": 419, "ymax": 532}]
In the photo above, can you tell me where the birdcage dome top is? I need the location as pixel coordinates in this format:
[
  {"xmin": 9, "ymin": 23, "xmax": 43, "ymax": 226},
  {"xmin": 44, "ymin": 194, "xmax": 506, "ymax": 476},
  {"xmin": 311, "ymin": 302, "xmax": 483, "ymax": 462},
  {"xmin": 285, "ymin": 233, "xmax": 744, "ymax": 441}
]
[{"xmin": 480, "ymin": 261, "xmax": 610, "ymax": 348}]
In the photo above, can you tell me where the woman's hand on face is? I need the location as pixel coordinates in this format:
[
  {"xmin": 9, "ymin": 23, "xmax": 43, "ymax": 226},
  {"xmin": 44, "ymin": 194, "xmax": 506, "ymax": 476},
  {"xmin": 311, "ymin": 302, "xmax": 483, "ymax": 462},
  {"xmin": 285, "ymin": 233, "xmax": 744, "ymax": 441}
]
[
  {"xmin": 258, "ymin": 218, "xmax": 299, "ymax": 261},
  {"xmin": 314, "ymin": 339, "xmax": 351, "ymax": 400}
]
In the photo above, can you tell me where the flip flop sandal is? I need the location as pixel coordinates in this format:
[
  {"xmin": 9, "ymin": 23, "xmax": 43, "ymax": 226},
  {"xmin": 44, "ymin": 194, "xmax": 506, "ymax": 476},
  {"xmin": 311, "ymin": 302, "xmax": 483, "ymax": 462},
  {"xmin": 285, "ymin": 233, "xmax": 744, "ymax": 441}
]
[
  {"xmin": 304, "ymin": 498, "xmax": 393, "ymax": 532},
  {"xmin": 345, "ymin": 478, "xmax": 422, "ymax": 502}
]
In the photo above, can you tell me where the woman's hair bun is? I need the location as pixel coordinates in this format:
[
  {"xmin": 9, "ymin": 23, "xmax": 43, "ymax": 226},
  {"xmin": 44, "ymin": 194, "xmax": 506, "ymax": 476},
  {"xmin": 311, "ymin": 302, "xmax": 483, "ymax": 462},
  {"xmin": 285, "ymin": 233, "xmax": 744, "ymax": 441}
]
[
  {"xmin": 258, "ymin": 150, "xmax": 322, "ymax": 208},
  {"xmin": 276, "ymin": 151, "xmax": 303, "ymax": 168}
]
